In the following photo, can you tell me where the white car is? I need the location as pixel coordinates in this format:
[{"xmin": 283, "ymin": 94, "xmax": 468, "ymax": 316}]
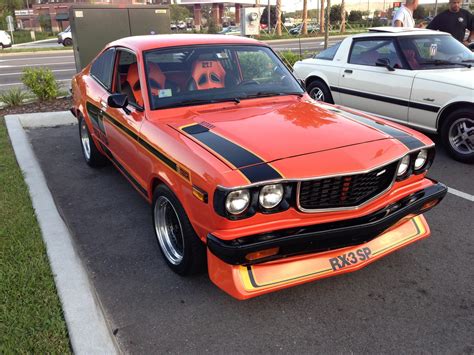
[
  {"xmin": 293, "ymin": 27, "xmax": 474, "ymax": 163},
  {"xmin": 0, "ymin": 30, "xmax": 12, "ymax": 49},
  {"xmin": 57, "ymin": 26, "xmax": 72, "ymax": 46}
]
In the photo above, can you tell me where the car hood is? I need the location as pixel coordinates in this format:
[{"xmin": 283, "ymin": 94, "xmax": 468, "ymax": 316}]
[
  {"xmin": 414, "ymin": 68, "xmax": 474, "ymax": 89},
  {"xmin": 168, "ymin": 99, "xmax": 414, "ymax": 169}
]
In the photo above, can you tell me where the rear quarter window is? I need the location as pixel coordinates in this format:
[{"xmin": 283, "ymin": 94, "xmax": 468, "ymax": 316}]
[
  {"xmin": 315, "ymin": 42, "xmax": 341, "ymax": 60},
  {"xmin": 90, "ymin": 48, "xmax": 115, "ymax": 90}
]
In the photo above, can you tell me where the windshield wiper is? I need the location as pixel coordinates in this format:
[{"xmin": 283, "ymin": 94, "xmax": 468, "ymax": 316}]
[
  {"xmin": 419, "ymin": 59, "xmax": 472, "ymax": 68},
  {"xmin": 243, "ymin": 91, "xmax": 304, "ymax": 99},
  {"xmin": 158, "ymin": 97, "xmax": 240, "ymax": 109}
]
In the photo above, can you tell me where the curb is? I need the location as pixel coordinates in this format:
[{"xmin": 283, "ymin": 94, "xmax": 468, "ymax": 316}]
[{"xmin": 5, "ymin": 112, "xmax": 118, "ymax": 355}]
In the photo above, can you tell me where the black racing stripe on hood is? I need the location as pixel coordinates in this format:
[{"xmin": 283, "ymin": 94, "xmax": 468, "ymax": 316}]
[{"xmin": 182, "ymin": 123, "xmax": 282, "ymax": 183}]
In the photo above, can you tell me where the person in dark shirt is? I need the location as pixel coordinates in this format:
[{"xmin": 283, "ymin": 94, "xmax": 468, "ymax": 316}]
[{"xmin": 427, "ymin": 0, "xmax": 474, "ymax": 45}]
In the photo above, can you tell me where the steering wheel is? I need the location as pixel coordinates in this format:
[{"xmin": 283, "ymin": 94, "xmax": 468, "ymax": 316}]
[
  {"xmin": 238, "ymin": 80, "xmax": 260, "ymax": 86},
  {"xmin": 447, "ymin": 55, "xmax": 463, "ymax": 62}
]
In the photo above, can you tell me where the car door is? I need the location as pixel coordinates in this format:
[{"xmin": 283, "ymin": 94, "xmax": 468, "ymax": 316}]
[
  {"xmin": 100, "ymin": 48, "xmax": 147, "ymax": 190},
  {"xmin": 337, "ymin": 38, "xmax": 416, "ymax": 123},
  {"xmin": 86, "ymin": 47, "xmax": 116, "ymax": 148}
]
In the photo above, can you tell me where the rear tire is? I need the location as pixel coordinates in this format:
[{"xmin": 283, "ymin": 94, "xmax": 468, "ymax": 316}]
[
  {"xmin": 78, "ymin": 116, "xmax": 108, "ymax": 167},
  {"xmin": 307, "ymin": 79, "xmax": 334, "ymax": 104},
  {"xmin": 152, "ymin": 185, "xmax": 206, "ymax": 276},
  {"xmin": 440, "ymin": 109, "xmax": 474, "ymax": 164}
]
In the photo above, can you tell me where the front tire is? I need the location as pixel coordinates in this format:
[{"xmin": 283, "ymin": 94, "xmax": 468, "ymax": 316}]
[
  {"xmin": 152, "ymin": 185, "xmax": 206, "ymax": 276},
  {"xmin": 78, "ymin": 116, "xmax": 108, "ymax": 167},
  {"xmin": 440, "ymin": 109, "xmax": 474, "ymax": 164},
  {"xmin": 63, "ymin": 38, "xmax": 72, "ymax": 47},
  {"xmin": 307, "ymin": 80, "xmax": 333, "ymax": 104}
]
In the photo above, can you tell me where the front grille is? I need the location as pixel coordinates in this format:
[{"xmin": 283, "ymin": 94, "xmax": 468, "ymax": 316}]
[{"xmin": 298, "ymin": 161, "xmax": 399, "ymax": 211}]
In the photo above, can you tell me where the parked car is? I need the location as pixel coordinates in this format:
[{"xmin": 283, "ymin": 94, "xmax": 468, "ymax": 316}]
[
  {"xmin": 57, "ymin": 26, "xmax": 72, "ymax": 46},
  {"xmin": 70, "ymin": 34, "xmax": 446, "ymax": 300},
  {"xmin": 0, "ymin": 30, "xmax": 12, "ymax": 49},
  {"xmin": 289, "ymin": 23, "xmax": 320, "ymax": 35},
  {"xmin": 218, "ymin": 26, "xmax": 241, "ymax": 36},
  {"xmin": 293, "ymin": 27, "xmax": 474, "ymax": 163}
]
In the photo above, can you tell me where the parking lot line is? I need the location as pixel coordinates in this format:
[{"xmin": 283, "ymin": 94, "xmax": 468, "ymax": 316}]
[{"xmin": 447, "ymin": 187, "xmax": 474, "ymax": 202}]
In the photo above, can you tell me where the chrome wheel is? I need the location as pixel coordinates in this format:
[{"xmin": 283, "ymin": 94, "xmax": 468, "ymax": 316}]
[
  {"xmin": 310, "ymin": 87, "xmax": 325, "ymax": 101},
  {"xmin": 154, "ymin": 196, "xmax": 184, "ymax": 265},
  {"xmin": 449, "ymin": 117, "xmax": 474, "ymax": 155},
  {"xmin": 80, "ymin": 120, "xmax": 91, "ymax": 161}
]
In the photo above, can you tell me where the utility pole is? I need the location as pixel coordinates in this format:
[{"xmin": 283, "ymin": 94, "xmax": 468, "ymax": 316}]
[
  {"xmin": 276, "ymin": 0, "xmax": 282, "ymax": 36},
  {"xmin": 302, "ymin": 0, "xmax": 308, "ymax": 35},
  {"xmin": 324, "ymin": 0, "xmax": 330, "ymax": 48},
  {"xmin": 434, "ymin": 0, "xmax": 438, "ymax": 15},
  {"xmin": 267, "ymin": 0, "xmax": 271, "ymax": 33}
]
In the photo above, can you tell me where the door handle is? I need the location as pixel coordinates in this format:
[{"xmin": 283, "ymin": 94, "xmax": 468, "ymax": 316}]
[
  {"xmin": 100, "ymin": 100, "xmax": 107, "ymax": 109},
  {"xmin": 344, "ymin": 69, "xmax": 353, "ymax": 74}
]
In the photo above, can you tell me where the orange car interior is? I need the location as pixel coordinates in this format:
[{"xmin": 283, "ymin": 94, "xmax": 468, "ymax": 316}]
[{"xmin": 188, "ymin": 60, "xmax": 227, "ymax": 90}]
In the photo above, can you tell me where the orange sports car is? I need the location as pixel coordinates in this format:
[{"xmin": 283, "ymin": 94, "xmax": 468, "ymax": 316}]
[{"xmin": 71, "ymin": 34, "xmax": 447, "ymax": 300}]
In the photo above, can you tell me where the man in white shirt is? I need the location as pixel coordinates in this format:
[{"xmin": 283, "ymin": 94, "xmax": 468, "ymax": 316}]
[{"xmin": 391, "ymin": 0, "xmax": 419, "ymax": 27}]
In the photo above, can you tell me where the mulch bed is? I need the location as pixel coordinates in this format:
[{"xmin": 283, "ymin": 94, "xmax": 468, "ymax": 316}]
[{"xmin": 0, "ymin": 97, "xmax": 72, "ymax": 117}]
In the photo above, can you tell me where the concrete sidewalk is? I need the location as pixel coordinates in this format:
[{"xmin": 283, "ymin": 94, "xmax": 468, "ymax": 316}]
[{"xmin": 5, "ymin": 111, "xmax": 117, "ymax": 355}]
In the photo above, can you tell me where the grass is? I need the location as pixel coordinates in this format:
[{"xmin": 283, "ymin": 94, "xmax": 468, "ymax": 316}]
[
  {"xmin": 10, "ymin": 30, "xmax": 56, "ymax": 44},
  {"xmin": 1, "ymin": 47, "xmax": 72, "ymax": 54},
  {"xmin": 0, "ymin": 118, "xmax": 71, "ymax": 353}
]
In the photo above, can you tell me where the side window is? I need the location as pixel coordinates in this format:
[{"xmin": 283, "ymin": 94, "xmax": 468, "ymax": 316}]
[
  {"xmin": 315, "ymin": 42, "xmax": 341, "ymax": 60},
  {"xmin": 349, "ymin": 39, "xmax": 404, "ymax": 68},
  {"xmin": 113, "ymin": 50, "xmax": 142, "ymax": 107},
  {"xmin": 237, "ymin": 50, "xmax": 274, "ymax": 81},
  {"xmin": 90, "ymin": 48, "xmax": 115, "ymax": 90}
]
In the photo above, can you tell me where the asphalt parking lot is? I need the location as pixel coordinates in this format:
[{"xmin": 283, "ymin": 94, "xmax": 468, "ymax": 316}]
[{"xmin": 28, "ymin": 124, "xmax": 473, "ymax": 353}]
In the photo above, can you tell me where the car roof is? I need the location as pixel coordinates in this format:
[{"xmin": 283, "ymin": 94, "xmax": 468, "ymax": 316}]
[
  {"xmin": 352, "ymin": 27, "xmax": 446, "ymax": 38},
  {"xmin": 107, "ymin": 34, "xmax": 262, "ymax": 52}
]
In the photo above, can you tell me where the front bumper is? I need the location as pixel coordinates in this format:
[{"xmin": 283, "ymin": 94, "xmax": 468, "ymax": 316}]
[
  {"xmin": 207, "ymin": 181, "xmax": 447, "ymax": 300},
  {"xmin": 208, "ymin": 182, "xmax": 447, "ymax": 266}
]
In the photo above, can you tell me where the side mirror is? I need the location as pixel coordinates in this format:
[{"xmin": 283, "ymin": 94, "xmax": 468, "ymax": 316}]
[
  {"xmin": 107, "ymin": 94, "xmax": 131, "ymax": 114},
  {"xmin": 376, "ymin": 58, "xmax": 395, "ymax": 71}
]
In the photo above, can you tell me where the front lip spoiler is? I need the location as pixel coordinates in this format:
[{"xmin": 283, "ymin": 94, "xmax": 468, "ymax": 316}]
[{"xmin": 207, "ymin": 181, "xmax": 447, "ymax": 266}]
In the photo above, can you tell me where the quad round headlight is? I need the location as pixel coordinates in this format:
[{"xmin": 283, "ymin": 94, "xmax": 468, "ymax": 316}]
[
  {"xmin": 259, "ymin": 184, "xmax": 284, "ymax": 209},
  {"xmin": 414, "ymin": 149, "xmax": 428, "ymax": 170},
  {"xmin": 397, "ymin": 155, "xmax": 411, "ymax": 177},
  {"xmin": 225, "ymin": 189, "xmax": 250, "ymax": 215}
]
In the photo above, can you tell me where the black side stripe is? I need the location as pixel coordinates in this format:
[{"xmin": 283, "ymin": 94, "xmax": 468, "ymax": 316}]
[
  {"xmin": 100, "ymin": 143, "xmax": 148, "ymax": 197},
  {"xmin": 101, "ymin": 112, "xmax": 181, "ymax": 176},
  {"xmin": 330, "ymin": 86, "xmax": 440, "ymax": 113},
  {"xmin": 333, "ymin": 110, "xmax": 426, "ymax": 150},
  {"xmin": 182, "ymin": 124, "xmax": 282, "ymax": 183}
]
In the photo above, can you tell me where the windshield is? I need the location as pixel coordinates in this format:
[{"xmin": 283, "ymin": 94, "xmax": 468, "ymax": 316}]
[
  {"xmin": 398, "ymin": 35, "xmax": 474, "ymax": 69},
  {"xmin": 144, "ymin": 45, "xmax": 303, "ymax": 110}
]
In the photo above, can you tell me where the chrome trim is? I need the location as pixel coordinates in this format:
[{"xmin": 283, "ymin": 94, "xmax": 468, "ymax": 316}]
[
  {"xmin": 296, "ymin": 160, "xmax": 399, "ymax": 213},
  {"xmin": 216, "ymin": 145, "xmax": 434, "ymax": 191}
]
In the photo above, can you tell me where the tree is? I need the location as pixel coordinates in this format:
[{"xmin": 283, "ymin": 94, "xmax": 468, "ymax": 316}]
[
  {"xmin": 330, "ymin": 4, "xmax": 342, "ymax": 23},
  {"xmin": 302, "ymin": 0, "xmax": 308, "ymax": 35},
  {"xmin": 170, "ymin": 5, "xmax": 192, "ymax": 23},
  {"xmin": 320, "ymin": 0, "xmax": 325, "ymax": 33},
  {"xmin": 348, "ymin": 10, "xmax": 363, "ymax": 22},
  {"xmin": 413, "ymin": 5, "xmax": 426, "ymax": 20},
  {"xmin": 340, "ymin": 0, "xmax": 346, "ymax": 33},
  {"xmin": 260, "ymin": 6, "xmax": 284, "ymax": 27},
  {"xmin": 276, "ymin": 0, "xmax": 282, "ymax": 35},
  {"xmin": 207, "ymin": 18, "xmax": 218, "ymax": 33}
]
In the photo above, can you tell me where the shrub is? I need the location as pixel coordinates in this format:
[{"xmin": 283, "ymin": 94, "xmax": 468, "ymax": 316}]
[
  {"xmin": 0, "ymin": 88, "xmax": 29, "ymax": 108},
  {"xmin": 21, "ymin": 68, "xmax": 59, "ymax": 101},
  {"xmin": 278, "ymin": 51, "xmax": 302, "ymax": 68}
]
